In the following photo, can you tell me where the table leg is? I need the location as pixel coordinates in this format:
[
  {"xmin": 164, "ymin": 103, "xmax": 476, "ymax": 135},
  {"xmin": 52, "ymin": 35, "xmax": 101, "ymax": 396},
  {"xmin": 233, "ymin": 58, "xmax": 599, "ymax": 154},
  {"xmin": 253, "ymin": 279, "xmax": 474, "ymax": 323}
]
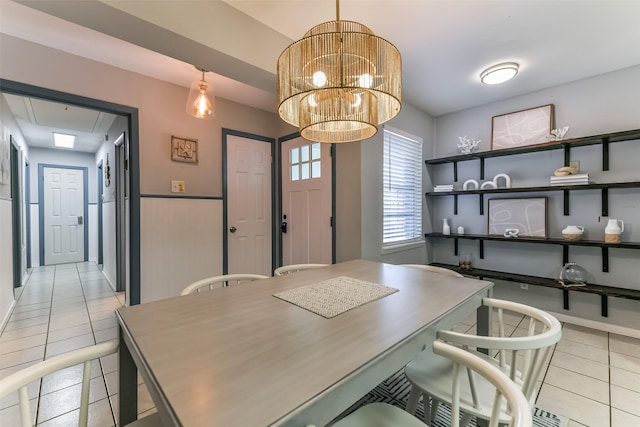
[
  {"xmin": 476, "ymin": 290, "xmax": 492, "ymax": 427},
  {"xmin": 119, "ymin": 326, "xmax": 138, "ymax": 425}
]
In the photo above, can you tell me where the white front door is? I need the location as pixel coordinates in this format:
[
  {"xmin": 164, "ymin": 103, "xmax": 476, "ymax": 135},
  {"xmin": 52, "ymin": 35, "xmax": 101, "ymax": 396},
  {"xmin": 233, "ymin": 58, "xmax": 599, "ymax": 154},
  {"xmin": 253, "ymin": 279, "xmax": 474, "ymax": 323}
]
[
  {"xmin": 226, "ymin": 135, "xmax": 272, "ymax": 276},
  {"xmin": 281, "ymin": 137, "xmax": 332, "ymax": 266},
  {"xmin": 44, "ymin": 167, "xmax": 85, "ymax": 265}
]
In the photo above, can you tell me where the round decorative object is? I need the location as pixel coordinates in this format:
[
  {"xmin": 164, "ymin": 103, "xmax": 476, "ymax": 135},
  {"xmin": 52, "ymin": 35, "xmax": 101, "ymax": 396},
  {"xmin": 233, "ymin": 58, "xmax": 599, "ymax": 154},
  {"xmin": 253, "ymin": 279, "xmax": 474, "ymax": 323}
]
[{"xmin": 559, "ymin": 262, "xmax": 588, "ymax": 287}]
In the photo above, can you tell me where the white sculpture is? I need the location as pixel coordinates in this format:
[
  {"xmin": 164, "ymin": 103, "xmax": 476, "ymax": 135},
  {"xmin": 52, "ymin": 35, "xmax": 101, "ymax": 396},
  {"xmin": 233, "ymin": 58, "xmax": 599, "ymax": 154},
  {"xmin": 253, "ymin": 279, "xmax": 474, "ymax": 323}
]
[
  {"xmin": 457, "ymin": 136, "xmax": 482, "ymax": 154},
  {"xmin": 547, "ymin": 126, "xmax": 570, "ymax": 141},
  {"xmin": 492, "ymin": 173, "xmax": 511, "ymax": 188},
  {"xmin": 480, "ymin": 181, "xmax": 497, "ymax": 189},
  {"xmin": 503, "ymin": 228, "xmax": 520, "ymax": 238},
  {"xmin": 463, "ymin": 179, "xmax": 479, "ymax": 190}
]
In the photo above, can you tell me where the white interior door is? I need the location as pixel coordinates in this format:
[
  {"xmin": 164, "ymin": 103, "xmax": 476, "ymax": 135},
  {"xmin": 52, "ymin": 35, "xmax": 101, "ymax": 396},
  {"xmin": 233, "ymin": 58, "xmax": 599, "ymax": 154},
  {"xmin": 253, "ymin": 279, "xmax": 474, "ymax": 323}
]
[
  {"xmin": 44, "ymin": 167, "xmax": 84, "ymax": 265},
  {"xmin": 227, "ymin": 135, "xmax": 272, "ymax": 276},
  {"xmin": 281, "ymin": 137, "xmax": 332, "ymax": 266}
]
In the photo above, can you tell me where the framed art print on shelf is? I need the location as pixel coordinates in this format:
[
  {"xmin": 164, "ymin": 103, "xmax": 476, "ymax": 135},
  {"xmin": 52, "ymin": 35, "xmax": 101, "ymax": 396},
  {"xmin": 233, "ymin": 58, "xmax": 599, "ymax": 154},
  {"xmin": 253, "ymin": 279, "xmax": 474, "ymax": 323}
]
[
  {"xmin": 488, "ymin": 197, "xmax": 548, "ymax": 238},
  {"xmin": 491, "ymin": 104, "xmax": 554, "ymax": 150},
  {"xmin": 171, "ymin": 135, "xmax": 198, "ymax": 163}
]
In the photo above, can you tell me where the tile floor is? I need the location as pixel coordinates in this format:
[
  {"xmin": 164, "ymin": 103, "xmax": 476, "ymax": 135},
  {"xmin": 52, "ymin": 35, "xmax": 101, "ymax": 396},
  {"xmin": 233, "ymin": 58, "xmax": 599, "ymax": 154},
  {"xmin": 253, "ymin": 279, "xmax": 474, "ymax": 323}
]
[
  {"xmin": 1, "ymin": 262, "xmax": 639, "ymax": 426},
  {"xmin": 0, "ymin": 262, "xmax": 156, "ymax": 426}
]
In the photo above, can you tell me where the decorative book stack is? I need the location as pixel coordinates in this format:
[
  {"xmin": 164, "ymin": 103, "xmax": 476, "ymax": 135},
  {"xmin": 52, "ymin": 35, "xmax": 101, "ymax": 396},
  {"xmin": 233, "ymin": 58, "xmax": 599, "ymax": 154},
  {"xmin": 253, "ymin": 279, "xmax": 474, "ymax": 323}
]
[
  {"xmin": 550, "ymin": 173, "xmax": 589, "ymax": 186},
  {"xmin": 434, "ymin": 184, "xmax": 454, "ymax": 192}
]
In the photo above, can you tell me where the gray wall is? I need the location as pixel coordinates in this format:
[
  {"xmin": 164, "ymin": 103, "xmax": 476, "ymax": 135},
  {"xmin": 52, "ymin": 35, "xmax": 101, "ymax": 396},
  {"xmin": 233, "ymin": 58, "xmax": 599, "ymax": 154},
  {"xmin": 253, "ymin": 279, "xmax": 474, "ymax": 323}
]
[
  {"xmin": 430, "ymin": 65, "xmax": 640, "ymax": 329},
  {"xmin": 0, "ymin": 33, "xmax": 282, "ymax": 305},
  {"xmin": 360, "ymin": 101, "xmax": 435, "ymax": 264}
]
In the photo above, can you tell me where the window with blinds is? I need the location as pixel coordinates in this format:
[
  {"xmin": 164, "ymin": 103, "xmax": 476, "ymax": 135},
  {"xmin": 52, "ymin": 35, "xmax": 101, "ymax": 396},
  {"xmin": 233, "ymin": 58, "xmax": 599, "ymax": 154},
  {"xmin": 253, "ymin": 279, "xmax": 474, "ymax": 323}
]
[{"xmin": 382, "ymin": 126, "xmax": 423, "ymax": 250}]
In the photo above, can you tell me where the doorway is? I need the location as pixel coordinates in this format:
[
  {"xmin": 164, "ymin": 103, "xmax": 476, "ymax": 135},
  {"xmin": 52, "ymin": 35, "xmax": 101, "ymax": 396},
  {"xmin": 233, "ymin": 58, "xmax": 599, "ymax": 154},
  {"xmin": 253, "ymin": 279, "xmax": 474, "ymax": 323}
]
[
  {"xmin": 39, "ymin": 165, "xmax": 88, "ymax": 265},
  {"xmin": 1, "ymin": 78, "xmax": 142, "ymax": 305},
  {"xmin": 114, "ymin": 132, "xmax": 127, "ymax": 292},
  {"xmin": 280, "ymin": 135, "xmax": 333, "ymax": 266},
  {"xmin": 223, "ymin": 129, "xmax": 275, "ymax": 276}
]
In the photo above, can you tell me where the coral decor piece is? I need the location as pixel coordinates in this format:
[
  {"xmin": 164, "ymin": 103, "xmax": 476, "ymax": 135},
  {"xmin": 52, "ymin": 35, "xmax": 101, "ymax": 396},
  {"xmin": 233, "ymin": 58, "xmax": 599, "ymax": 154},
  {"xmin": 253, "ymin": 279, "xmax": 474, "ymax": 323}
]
[
  {"xmin": 457, "ymin": 136, "xmax": 482, "ymax": 154},
  {"xmin": 547, "ymin": 126, "xmax": 570, "ymax": 141}
]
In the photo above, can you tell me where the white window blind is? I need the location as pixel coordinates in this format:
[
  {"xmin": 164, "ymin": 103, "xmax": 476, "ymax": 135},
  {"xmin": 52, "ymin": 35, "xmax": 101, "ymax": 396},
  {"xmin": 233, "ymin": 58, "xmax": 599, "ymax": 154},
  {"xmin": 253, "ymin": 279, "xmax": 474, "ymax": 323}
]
[{"xmin": 383, "ymin": 126, "xmax": 423, "ymax": 248}]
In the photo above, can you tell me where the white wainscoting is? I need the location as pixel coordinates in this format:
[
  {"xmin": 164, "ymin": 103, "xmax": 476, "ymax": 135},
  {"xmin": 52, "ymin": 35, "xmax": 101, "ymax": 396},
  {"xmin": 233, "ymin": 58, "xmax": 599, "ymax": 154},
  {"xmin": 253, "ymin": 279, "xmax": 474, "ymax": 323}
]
[
  {"xmin": 140, "ymin": 197, "xmax": 223, "ymax": 303},
  {"xmin": 0, "ymin": 198, "xmax": 15, "ymax": 330},
  {"xmin": 102, "ymin": 200, "xmax": 116, "ymax": 289}
]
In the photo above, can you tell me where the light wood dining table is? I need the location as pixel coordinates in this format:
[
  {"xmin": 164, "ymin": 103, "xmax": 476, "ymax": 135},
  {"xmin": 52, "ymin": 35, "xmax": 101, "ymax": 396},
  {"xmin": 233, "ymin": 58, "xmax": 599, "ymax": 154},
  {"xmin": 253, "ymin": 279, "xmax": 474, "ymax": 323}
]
[{"xmin": 117, "ymin": 259, "xmax": 493, "ymax": 426}]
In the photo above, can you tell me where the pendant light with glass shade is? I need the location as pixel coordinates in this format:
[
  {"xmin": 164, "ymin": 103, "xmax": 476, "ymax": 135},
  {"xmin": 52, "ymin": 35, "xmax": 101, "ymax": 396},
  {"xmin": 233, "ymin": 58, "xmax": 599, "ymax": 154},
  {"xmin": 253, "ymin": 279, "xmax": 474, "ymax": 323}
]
[
  {"xmin": 186, "ymin": 67, "xmax": 215, "ymax": 119},
  {"xmin": 277, "ymin": 0, "xmax": 402, "ymax": 143}
]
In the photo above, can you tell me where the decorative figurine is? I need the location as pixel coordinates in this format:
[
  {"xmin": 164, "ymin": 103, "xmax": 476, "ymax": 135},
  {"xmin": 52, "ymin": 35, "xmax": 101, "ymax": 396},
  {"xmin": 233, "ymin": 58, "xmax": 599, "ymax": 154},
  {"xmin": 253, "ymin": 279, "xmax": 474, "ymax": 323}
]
[
  {"xmin": 547, "ymin": 126, "xmax": 570, "ymax": 141},
  {"xmin": 457, "ymin": 136, "xmax": 482, "ymax": 154}
]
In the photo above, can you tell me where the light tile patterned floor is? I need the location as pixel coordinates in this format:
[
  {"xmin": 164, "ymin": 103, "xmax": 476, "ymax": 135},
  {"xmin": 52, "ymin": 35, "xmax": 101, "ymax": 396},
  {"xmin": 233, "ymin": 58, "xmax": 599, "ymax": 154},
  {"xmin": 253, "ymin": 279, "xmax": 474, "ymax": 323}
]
[
  {"xmin": 0, "ymin": 262, "xmax": 155, "ymax": 426},
  {"xmin": 1, "ymin": 262, "xmax": 639, "ymax": 426}
]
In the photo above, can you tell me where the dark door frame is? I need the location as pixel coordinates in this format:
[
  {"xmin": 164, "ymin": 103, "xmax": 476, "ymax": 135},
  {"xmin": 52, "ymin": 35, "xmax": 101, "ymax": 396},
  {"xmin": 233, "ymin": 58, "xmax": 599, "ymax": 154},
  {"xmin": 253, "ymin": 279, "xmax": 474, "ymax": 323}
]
[
  {"xmin": 276, "ymin": 132, "xmax": 337, "ymax": 267},
  {"xmin": 97, "ymin": 159, "xmax": 104, "ymax": 266},
  {"xmin": 1, "ymin": 79, "xmax": 142, "ymax": 305},
  {"xmin": 221, "ymin": 128, "xmax": 276, "ymax": 275},
  {"xmin": 38, "ymin": 164, "xmax": 89, "ymax": 265},
  {"xmin": 10, "ymin": 137, "xmax": 22, "ymax": 288}
]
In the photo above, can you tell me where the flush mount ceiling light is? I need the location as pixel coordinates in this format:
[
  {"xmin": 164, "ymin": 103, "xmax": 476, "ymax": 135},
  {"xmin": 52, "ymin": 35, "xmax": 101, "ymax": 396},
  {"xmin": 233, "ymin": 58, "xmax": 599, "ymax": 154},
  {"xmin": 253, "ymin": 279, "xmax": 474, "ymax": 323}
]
[
  {"xmin": 53, "ymin": 132, "xmax": 75, "ymax": 149},
  {"xmin": 480, "ymin": 62, "xmax": 519, "ymax": 85},
  {"xmin": 277, "ymin": 0, "xmax": 402, "ymax": 143},
  {"xmin": 186, "ymin": 67, "xmax": 215, "ymax": 119}
]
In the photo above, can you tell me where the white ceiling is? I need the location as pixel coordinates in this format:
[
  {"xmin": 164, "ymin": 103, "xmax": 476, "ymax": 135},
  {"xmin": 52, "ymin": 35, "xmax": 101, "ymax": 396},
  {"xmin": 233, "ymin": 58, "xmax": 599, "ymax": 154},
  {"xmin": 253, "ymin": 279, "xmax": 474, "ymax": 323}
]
[{"xmin": 2, "ymin": 0, "xmax": 640, "ymax": 151}]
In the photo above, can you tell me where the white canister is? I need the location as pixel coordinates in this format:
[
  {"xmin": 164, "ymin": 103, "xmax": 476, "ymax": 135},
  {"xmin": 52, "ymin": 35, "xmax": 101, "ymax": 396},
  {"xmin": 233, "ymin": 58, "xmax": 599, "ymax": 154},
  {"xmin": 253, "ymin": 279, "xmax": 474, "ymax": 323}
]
[
  {"xmin": 605, "ymin": 219, "xmax": 624, "ymax": 243},
  {"xmin": 562, "ymin": 225, "xmax": 584, "ymax": 241},
  {"xmin": 457, "ymin": 226, "xmax": 465, "ymax": 235}
]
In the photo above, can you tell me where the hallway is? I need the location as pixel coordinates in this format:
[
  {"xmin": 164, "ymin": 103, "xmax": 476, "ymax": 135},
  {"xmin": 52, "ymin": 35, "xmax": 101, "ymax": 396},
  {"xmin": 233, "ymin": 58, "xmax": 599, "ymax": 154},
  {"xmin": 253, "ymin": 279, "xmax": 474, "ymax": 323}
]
[{"xmin": 0, "ymin": 262, "xmax": 155, "ymax": 426}]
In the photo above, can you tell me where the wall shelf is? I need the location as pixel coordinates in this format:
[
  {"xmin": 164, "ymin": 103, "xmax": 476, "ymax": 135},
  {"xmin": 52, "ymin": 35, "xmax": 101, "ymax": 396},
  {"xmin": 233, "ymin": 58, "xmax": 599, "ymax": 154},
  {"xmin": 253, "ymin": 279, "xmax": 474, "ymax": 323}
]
[
  {"xmin": 426, "ymin": 128, "xmax": 640, "ymax": 181},
  {"xmin": 429, "ymin": 262, "xmax": 640, "ymax": 317},
  {"xmin": 426, "ymin": 182, "xmax": 640, "ymax": 216},
  {"xmin": 425, "ymin": 128, "xmax": 640, "ymax": 317},
  {"xmin": 425, "ymin": 232, "xmax": 640, "ymax": 273}
]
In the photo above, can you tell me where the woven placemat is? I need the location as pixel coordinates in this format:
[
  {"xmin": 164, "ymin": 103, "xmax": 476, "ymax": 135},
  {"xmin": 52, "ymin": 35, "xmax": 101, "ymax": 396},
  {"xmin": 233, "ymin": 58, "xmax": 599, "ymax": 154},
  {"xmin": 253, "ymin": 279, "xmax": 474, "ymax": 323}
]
[{"xmin": 273, "ymin": 276, "xmax": 399, "ymax": 318}]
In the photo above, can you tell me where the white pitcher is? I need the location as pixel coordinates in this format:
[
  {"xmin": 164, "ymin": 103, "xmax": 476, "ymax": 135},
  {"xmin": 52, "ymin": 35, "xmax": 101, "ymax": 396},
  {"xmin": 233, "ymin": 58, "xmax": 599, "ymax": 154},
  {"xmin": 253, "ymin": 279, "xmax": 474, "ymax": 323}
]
[{"xmin": 605, "ymin": 219, "xmax": 624, "ymax": 243}]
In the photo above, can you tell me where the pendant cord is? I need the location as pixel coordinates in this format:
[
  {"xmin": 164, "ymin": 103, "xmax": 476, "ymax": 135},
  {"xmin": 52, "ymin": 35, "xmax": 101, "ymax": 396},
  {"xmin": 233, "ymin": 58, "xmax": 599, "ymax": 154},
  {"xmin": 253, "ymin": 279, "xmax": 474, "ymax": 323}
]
[{"xmin": 336, "ymin": 0, "xmax": 340, "ymax": 21}]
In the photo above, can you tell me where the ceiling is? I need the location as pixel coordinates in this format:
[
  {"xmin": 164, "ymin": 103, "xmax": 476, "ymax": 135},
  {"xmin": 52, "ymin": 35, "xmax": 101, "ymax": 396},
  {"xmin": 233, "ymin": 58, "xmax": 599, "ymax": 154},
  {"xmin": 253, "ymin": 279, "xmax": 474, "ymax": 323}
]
[{"xmin": 2, "ymin": 0, "xmax": 640, "ymax": 151}]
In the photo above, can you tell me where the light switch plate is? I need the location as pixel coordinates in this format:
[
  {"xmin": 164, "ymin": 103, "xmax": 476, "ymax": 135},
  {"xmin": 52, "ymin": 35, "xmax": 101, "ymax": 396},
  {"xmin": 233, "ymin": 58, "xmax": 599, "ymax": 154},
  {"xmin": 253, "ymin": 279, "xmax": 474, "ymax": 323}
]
[{"xmin": 171, "ymin": 180, "xmax": 185, "ymax": 193}]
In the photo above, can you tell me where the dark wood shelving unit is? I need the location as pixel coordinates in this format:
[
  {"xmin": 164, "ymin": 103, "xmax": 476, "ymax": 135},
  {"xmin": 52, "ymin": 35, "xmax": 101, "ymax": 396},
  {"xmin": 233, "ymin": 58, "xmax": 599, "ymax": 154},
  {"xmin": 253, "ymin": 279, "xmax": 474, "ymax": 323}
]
[
  {"xmin": 429, "ymin": 262, "xmax": 640, "ymax": 317},
  {"xmin": 424, "ymin": 129, "xmax": 640, "ymax": 317},
  {"xmin": 426, "ymin": 128, "xmax": 640, "ymax": 181},
  {"xmin": 426, "ymin": 181, "xmax": 640, "ymax": 216},
  {"xmin": 425, "ymin": 232, "xmax": 640, "ymax": 273}
]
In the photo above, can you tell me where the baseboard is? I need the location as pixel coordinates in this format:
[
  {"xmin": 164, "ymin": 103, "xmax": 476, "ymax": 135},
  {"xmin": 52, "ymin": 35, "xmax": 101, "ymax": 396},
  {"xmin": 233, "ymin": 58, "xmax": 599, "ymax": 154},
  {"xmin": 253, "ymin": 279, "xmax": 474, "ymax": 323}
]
[
  {"xmin": 0, "ymin": 300, "xmax": 16, "ymax": 334},
  {"xmin": 548, "ymin": 310, "xmax": 640, "ymax": 339},
  {"xmin": 101, "ymin": 270, "xmax": 117, "ymax": 293}
]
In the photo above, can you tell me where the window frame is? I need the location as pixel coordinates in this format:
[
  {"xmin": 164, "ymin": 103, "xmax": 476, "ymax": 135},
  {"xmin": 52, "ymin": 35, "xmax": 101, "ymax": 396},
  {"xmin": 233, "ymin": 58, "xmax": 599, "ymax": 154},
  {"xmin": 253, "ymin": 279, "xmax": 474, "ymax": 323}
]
[{"xmin": 381, "ymin": 125, "xmax": 424, "ymax": 254}]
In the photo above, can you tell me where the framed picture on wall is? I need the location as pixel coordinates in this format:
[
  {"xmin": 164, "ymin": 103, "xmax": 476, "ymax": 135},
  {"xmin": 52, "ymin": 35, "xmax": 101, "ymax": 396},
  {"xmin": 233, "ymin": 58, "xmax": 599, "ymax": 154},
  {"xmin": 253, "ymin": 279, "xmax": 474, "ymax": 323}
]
[
  {"xmin": 488, "ymin": 197, "xmax": 548, "ymax": 237},
  {"xmin": 171, "ymin": 135, "xmax": 198, "ymax": 163},
  {"xmin": 491, "ymin": 104, "xmax": 554, "ymax": 150}
]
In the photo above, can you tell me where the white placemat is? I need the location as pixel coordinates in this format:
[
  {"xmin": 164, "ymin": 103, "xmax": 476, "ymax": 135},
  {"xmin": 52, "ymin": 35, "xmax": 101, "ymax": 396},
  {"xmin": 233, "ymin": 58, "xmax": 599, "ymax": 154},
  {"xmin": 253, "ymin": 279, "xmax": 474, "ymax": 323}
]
[{"xmin": 274, "ymin": 276, "xmax": 399, "ymax": 318}]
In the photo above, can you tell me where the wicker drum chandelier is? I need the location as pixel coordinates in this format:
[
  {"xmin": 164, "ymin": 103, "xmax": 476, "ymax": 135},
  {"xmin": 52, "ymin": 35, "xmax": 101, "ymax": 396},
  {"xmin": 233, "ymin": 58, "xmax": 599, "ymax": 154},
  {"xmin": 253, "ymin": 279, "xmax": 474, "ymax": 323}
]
[{"xmin": 277, "ymin": 0, "xmax": 402, "ymax": 143}]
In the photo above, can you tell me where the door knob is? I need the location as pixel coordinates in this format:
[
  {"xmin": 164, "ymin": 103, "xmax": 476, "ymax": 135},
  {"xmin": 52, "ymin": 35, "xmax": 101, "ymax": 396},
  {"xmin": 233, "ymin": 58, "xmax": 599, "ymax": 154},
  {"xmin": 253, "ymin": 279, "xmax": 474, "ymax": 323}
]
[{"xmin": 229, "ymin": 226, "xmax": 237, "ymax": 233}]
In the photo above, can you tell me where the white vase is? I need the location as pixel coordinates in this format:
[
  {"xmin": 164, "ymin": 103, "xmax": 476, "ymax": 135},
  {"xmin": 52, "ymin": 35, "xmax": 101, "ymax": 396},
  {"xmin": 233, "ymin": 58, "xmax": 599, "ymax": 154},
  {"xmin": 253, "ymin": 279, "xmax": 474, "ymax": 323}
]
[
  {"xmin": 442, "ymin": 218, "xmax": 450, "ymax": 235},
  {"xmin": 605, "ymin": 219, "xmax": 624, "ymax": 243}
]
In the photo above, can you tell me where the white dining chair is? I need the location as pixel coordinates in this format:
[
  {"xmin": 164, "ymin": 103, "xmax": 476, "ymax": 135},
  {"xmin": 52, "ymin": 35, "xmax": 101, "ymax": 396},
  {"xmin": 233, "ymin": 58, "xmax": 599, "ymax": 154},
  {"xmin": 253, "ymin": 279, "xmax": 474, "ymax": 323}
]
[
  {"xmin": 404, "ymin": 298, "xmax": 561, "ymax": 427},
  {"xmin": 401, "ymin": 264, "xmax": 464, "ymax": 278},
  {"xmin": 273, "ymin": 263, "xmax": 329, "ymax": 276},
  {"xmin": 0, "ymin": 340, "xmax": 159, "ymax": 427},
  {"xmin": 331, "ymin": 340, "xmax": 532, "ymax": 427},
  {"xmin": 180, "ymin": 273, "xmax": 269, "ymax": 295}
]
